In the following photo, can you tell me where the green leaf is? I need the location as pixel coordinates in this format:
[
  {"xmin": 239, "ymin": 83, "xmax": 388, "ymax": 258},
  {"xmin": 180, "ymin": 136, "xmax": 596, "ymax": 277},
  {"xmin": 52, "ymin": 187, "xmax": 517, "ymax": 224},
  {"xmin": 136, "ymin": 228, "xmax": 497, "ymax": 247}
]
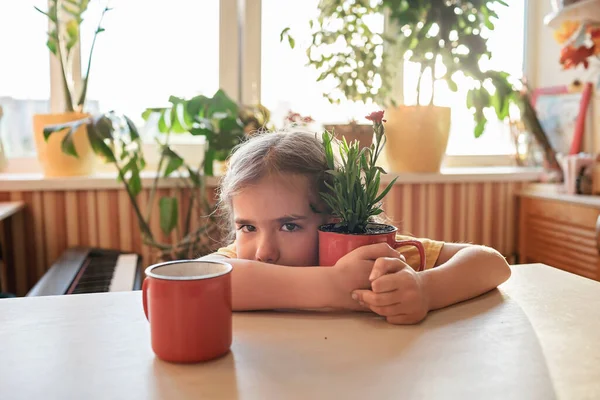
[
  {"xmin": 159, "ymin": 197, "xmax": 179, "ymax": 236},
  {"xmin": 163, "ymin": 148, "xmax": 184, "ymax": 177},
  {"xmin": 373, "ymin": 177, "xmax": 397, "ymax": 204},
  {"xmin": 65, "ymin": 19, "xmax": 79, "ymax": 50},
  {"xmin": 207, "ymin": 89, "xmax": 238, "ymax": 117},
  {"xmin": 142, "ymin": 108, "xmax": 162, "ymax": 121},
  {"xmin": 288, "ymin": 36, "xmax": 295, "ymax": 49},
  {"xmin": 187, "ymin": 95, "xmax": 209, "ymax": 117},
  {"xmin": 158, "ymin": 112, "xmax": 169, "ymax": 133},
  {"xmin": 280, "ymin": 27, "xmax": 290, "ymax": 42},
  {"xmin": 34, "ymin": 6, "xmax": 57, "ymax": 22},
  {"xmin": 446, "ymin": 78, "xmax": 458, "ymax": 92},
  {"xmin": 128, "ymin": 164, "xmax": 142, "ymax": 197},
  {"xmin": 124, "ymin": 116, "xmax": 140, "ymax": 141},
  {"xmin": 170, "ymin": 105, "xmax": 187, "ymax": 133},
  {"xmin": 88, "ymin": 130, "xmax": 116, "ymax": 162},
  {"xmin": 190, "ymin": 125, "xmax": 214, "ymax": 138},
  {"xmin": 474, "ymin": 117, "xmax": 486, "ymax": 138},
  {"xmin": 93, "ymin": 115, "xmax": 114, "ymax": 140},
  {"xmin": 43, "ymin": 124, "xmax": 65, "ymax": 141},
  {"xmin": 60, "ymin": 128, "xmax": 78, "ymax": 158},
  {"xmin": 46, "ymin": 36, "xmax": 58, "ymax": 55}
]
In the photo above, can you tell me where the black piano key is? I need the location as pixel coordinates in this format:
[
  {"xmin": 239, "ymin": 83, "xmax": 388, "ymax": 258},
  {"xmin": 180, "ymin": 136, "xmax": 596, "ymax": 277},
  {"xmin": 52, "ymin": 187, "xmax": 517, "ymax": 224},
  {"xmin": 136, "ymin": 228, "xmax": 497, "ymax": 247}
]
[{"xmin": 69, "ymin": 252, "xmax": 120, "ymax": 294}]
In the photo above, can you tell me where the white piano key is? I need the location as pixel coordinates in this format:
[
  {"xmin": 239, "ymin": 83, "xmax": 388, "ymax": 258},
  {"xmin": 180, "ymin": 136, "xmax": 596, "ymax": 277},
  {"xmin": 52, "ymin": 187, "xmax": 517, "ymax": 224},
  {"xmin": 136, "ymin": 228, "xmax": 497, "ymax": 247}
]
[{"xmin": 108, "ymin": 254, "xmax": 138, "ymax": 292}]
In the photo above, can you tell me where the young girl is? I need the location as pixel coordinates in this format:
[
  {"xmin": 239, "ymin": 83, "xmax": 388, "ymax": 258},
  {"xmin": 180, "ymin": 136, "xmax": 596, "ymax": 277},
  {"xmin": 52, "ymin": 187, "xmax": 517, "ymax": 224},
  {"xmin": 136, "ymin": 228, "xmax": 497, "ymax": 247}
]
[{"xmin": 202, "ymin": 129, "xmax": 511, "ymax": 325}]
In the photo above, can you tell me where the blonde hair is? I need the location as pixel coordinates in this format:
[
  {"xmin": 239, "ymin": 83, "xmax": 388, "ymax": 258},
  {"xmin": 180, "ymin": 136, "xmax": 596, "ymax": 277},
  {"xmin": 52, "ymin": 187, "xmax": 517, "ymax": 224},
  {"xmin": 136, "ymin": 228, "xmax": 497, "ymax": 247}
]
[{"xmin": 217, "ymin": 129, "xmax": 335, "ymax": 239}]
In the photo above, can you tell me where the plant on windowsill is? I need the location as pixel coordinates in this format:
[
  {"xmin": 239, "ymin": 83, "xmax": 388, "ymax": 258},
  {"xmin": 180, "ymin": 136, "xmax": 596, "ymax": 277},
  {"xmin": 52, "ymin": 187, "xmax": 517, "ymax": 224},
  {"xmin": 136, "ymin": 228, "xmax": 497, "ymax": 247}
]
[
  {"xmin": 33, "ymin": 0, "xmax": 111, "ymax": 177},
  {"xmin": 281, "ymin": 0, "xmax": 520, "ymax": 173},
  {"xmin": 143, "ymin": 89, "xmax": 270, "ymax": 176},
  {"xmin": 41, "ymin": 89, "xmax": 269, "ymax": 262},
  {"xmin": 317, "ymin": 110, "xmax": 426, "ymax": 270}
]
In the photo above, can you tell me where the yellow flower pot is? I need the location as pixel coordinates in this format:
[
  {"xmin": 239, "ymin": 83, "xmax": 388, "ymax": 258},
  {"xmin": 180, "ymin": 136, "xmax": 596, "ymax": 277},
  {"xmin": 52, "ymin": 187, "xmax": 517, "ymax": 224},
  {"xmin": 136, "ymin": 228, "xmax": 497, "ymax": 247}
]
[
  {"xmin": 33, "ymin": 112, "xmax": 97, "ymax": 177},
  {"xmin": 383, "ymin": 105, "xmax": 451, "ymax": 173}
]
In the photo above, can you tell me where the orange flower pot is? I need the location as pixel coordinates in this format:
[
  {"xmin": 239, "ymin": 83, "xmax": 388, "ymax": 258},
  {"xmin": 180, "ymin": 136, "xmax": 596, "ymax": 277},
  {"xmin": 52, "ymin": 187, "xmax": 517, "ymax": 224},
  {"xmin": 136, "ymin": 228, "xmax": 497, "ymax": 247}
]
[
  {"xmin": 33, "ymin": 112, "xmax": 97, "ymax": 177},
  {"xmin": 383, "ymin": 105, "xmax": 451, "ymax": 173},
  {"xmin": 324, "ymin": 123, "xmax": 374, "ymax": 149}
]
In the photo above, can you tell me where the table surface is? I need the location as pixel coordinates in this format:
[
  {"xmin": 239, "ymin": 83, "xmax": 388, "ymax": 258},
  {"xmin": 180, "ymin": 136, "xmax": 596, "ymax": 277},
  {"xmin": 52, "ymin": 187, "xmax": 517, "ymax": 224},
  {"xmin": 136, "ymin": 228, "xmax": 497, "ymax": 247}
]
[
  {"xmin": 0, "ymin": 201, "xmax": 24, "ymax": 221},
  {"xmin": 0, "ymin": 263, "xmax": 599, "ymax": 400}
]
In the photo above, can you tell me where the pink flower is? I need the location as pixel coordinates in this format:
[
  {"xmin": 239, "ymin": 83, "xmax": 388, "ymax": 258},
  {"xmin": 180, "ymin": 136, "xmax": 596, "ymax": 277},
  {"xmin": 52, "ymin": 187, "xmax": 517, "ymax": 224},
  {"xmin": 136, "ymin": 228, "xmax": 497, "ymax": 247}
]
[{"xmin": 365, "ymin": 110, "xmax": 386, "ymax": 123}]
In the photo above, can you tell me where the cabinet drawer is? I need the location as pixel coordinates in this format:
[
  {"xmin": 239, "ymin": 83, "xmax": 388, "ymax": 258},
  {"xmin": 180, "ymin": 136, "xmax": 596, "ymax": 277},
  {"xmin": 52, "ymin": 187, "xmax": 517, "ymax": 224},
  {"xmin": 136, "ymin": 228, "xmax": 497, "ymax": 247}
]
[
  {"xmin": 523, "ymin": 197, "xmax": 600, "ymax": 230},
  {"xmin": 520, "ymin": 196, "xmax": 600, "ymax": 281}
]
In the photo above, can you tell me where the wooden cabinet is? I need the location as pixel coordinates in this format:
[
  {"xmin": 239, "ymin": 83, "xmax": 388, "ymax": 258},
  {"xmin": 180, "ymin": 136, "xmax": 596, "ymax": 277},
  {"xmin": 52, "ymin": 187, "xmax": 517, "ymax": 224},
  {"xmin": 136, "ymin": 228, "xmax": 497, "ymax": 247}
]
[{"xmin": 518, "ymin": 188, "xmax": 600, "ymax": 281}]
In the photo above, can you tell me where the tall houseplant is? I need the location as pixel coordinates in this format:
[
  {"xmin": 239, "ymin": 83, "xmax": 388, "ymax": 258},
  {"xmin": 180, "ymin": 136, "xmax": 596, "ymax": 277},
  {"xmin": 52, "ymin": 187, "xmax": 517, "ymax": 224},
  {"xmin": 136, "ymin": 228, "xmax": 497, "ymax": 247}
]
[
  {"xmin": 142, "ymin": 90, "xmax": 267, "ymax": 176},
  {"xmin": 282, "ymin": 0, "xmax": 518, "ymax": 172},
  {"xmin": 34, "ymin": 0, "xmax": 110, "ymax": 176},
  {"xmin": 42, "ymin": 89, "xmax": 264, "ymax": 262},
  {"xmin": 318, "ymin": 110, "xmax": 425, "ymax": 269}
]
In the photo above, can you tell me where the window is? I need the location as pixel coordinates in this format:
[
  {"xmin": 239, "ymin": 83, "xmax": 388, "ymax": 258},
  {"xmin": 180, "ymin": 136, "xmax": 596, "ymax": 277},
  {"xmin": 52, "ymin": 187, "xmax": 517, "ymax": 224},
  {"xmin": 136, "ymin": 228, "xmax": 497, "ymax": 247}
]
[
  {"xmin": 0, "ymin": 0, "xmax": 51, "ymax": 157},
  {"xmin": 261, "ymin": 0, "xmax": 384, "ymax": 127},
  {"xmin": 81, "ymin": 0, "xmax": 220, "ymax": 135},
  {"xmin": 403, "ymin": 0, "xmax": 526, "ymax": 155},
  {"xmin": 261, "ymin": 0, "xmax": 525, "ymax": 156},
  {"xmin": 4, "ymin": 0, "xmax": 527, "ymax": 163}
]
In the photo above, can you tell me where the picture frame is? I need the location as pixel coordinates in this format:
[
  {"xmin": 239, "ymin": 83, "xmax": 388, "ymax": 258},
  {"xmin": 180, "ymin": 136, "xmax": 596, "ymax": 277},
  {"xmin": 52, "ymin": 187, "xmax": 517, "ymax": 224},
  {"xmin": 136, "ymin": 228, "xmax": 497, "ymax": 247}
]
[{"xmin": 531, "ymin": 81, "xmax": 593, "ymax": 156}]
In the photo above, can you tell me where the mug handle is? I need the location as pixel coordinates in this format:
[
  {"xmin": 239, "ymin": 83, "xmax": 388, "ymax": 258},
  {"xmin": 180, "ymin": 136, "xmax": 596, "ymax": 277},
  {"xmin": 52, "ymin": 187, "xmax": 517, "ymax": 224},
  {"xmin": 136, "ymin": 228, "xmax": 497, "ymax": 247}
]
[
  {"xmin": 393, "ymin": 240, "xmax": 426, "ymax": 272},
  {"xmin": 142, "ymin": 278, "xmax": 149, "ymax": 321}
]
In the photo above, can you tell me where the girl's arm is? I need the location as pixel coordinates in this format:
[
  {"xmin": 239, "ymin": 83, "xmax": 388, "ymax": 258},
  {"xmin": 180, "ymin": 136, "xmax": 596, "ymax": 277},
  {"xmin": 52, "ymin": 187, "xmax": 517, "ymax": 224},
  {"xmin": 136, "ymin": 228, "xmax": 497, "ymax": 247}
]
[
  {"xmin": 204, "ymin": 256, "xmax": 339, "ymax": 310},
  {"xmin": 421, "ymin": 243, "xmax": 511, "ymax": 311},
  {"xmin": 351, "ymin": 243, "xmax": 511, "ymax": 325},
  {"xmin": 201, "ymin": 243, "xmax": 400, "ymax": 311}
]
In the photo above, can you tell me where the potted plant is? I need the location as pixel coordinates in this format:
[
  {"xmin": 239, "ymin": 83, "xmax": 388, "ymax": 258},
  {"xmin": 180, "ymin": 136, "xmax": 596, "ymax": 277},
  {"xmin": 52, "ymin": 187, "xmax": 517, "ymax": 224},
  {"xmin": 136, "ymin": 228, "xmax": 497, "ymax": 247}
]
[
  {"xmin": 41, "ymin": 89, "xmax": 266, "ymax": 262},
  {"xmin": 144, "ymin": 89, "xmax": 271, "ymax": 176},
  {"xmin": 318, "ymin": 110, "xmax": 425, "ymax": 269},
  {"xmin": 33, "ymin": 0, "xmax": 110, "ymax": 176},
  {"xmin": 282, "ymin": 0, "xmax": 518, "ymax": 172}
]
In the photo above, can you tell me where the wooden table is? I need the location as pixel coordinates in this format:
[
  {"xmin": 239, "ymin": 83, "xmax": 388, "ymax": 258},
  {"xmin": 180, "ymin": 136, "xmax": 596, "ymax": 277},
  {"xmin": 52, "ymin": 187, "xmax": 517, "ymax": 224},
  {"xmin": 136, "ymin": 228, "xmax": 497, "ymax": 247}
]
[
  {"xmin": 0, "ymin": 201, "xmax": 25, "ymax": 295},
  {"xmin": 0, "ymin": 264, "xmax": 598, "ymax": 399}
]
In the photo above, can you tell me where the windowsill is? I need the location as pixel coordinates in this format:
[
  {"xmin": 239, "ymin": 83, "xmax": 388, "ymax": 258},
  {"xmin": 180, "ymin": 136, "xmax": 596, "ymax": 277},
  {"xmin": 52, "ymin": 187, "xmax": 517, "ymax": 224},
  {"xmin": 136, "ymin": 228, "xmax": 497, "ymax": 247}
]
[{"xmin": 0, "ymin": 166, "xmax": 543, "ymax": 192}]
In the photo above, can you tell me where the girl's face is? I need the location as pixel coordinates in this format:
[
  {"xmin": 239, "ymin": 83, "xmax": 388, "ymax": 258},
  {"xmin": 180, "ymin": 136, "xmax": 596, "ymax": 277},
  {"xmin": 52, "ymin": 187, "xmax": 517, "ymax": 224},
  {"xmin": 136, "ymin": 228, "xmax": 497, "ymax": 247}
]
[{"xmin": 232, "ymin": 173, "xmax": 330, "ymax": 266}]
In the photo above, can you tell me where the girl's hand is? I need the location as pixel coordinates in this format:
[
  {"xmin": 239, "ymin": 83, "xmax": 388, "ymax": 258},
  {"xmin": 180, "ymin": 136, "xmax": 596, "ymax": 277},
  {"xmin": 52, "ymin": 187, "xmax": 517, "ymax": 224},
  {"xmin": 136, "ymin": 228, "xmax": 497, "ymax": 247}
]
[
  {"xmin": 328, "ymin": 243, "xmax": 402, "ymax": 311},
  {"xmin": 351, "ymin": 257, "xmax": 430, "ymax": 324}
]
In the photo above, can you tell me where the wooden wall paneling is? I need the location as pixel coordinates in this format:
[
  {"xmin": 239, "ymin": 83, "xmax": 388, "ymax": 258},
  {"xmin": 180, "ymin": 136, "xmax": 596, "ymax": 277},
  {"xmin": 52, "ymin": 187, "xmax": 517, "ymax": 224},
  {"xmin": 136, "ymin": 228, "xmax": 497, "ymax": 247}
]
[
  {"xmin": 31, "ymin": 192, "xmax": 47, "ymax": 279},
  {"xmin": 8, "ymin": 192, "xmax": 27, "ymax": 296},
  {"xmin": 136, "ymin": 189, "xmax": 152, "ymax": 265},
  {"xmin": 426, "ymin": 184, "xmax": 437, "ymax": 239},
  {"xmin": 482, "ymin": 182, "xmax": 493, "ymax": 247},
  {"xmin": 86, "ymin": 191, "xmax": 99, "ymax": 247},
  {"xmin": 65, "ymin": 191, "xmax": 79, "ymax": 248},
  {"xmin": 402, "ymin": 184, "xmax": 413, "ymax": 235},
  {"xmin": 443, "ymin": 184, "xmax": 453, "ymax": 240},
  {"xmin": 505, "ymin": 182, "xmax": 519, "ymax": 258}
]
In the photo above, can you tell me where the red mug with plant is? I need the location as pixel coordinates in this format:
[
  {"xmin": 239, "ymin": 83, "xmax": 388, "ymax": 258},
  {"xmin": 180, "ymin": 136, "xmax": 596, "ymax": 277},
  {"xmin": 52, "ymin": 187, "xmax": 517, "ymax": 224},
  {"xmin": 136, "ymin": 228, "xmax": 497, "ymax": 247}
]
[{"xmin": 318, "ymin": 111, "xmax": 425, "ymax": 270}]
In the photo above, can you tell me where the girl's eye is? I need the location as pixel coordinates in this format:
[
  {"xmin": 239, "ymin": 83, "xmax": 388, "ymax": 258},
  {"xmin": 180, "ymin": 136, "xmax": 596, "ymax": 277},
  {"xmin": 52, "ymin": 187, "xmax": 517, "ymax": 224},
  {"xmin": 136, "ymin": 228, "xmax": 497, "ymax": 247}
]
[
  {"xmin": 238, "ymin": 225, "xmax": 256, "ymax": 233},
  {"xmin": 282, "ymin": 223, "xmax": 300, "ymax": 232}
]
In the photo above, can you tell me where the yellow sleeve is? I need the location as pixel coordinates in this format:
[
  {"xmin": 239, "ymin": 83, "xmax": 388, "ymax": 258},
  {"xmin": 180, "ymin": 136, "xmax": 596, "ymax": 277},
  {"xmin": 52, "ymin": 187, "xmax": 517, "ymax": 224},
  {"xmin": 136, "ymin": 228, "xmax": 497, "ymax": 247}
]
[
  {"xmin": 213, "ymin": 242, "xmax": 238, "ymax": 259},
  {"xmin": 395, "ymin": 234, "xmax": 444, "ymax": 271}
]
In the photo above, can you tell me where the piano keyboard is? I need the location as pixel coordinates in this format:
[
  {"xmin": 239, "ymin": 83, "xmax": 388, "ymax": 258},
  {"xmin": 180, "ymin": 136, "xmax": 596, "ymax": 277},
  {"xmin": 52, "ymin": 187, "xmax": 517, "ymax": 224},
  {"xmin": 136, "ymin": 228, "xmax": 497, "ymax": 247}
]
[
  {"xmin": 69, "ymin": 253, "xmax": 140, "ymax": 294},
  {"xmin": 27, "ymin": 247, "xmax": 143, "ymax": 297}
]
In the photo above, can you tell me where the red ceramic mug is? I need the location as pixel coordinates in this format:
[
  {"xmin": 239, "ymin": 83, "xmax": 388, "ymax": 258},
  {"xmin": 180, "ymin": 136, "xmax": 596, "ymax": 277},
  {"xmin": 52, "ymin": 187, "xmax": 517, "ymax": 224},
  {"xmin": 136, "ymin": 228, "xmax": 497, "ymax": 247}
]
[
  {"xmin": 142, "ymin": 260, "xmax": 233, "ymax": 363},
  {"xmin": 318, "ymin": 225, "xmax": 426, "ymax": 271}
]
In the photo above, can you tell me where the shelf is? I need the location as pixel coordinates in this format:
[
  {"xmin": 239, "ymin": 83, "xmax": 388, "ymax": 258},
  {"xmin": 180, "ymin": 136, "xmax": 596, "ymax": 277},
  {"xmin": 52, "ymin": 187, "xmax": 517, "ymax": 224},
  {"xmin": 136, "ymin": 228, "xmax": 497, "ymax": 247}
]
[{"xmin": 544, "ymin": 0, "xmax": 600, "ymax": 29}]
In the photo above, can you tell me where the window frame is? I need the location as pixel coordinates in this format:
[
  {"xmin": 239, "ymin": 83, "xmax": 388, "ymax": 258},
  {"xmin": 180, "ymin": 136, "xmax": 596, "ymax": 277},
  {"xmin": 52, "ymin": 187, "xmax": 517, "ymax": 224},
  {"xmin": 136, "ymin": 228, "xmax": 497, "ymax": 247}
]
[
  {"xmin": 246, "ymin": 0, "xmax": 531, "ymax": 166},
  {"xmin": 5, "ymin": 0, "xmax": 531, "ymax": 172}
]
